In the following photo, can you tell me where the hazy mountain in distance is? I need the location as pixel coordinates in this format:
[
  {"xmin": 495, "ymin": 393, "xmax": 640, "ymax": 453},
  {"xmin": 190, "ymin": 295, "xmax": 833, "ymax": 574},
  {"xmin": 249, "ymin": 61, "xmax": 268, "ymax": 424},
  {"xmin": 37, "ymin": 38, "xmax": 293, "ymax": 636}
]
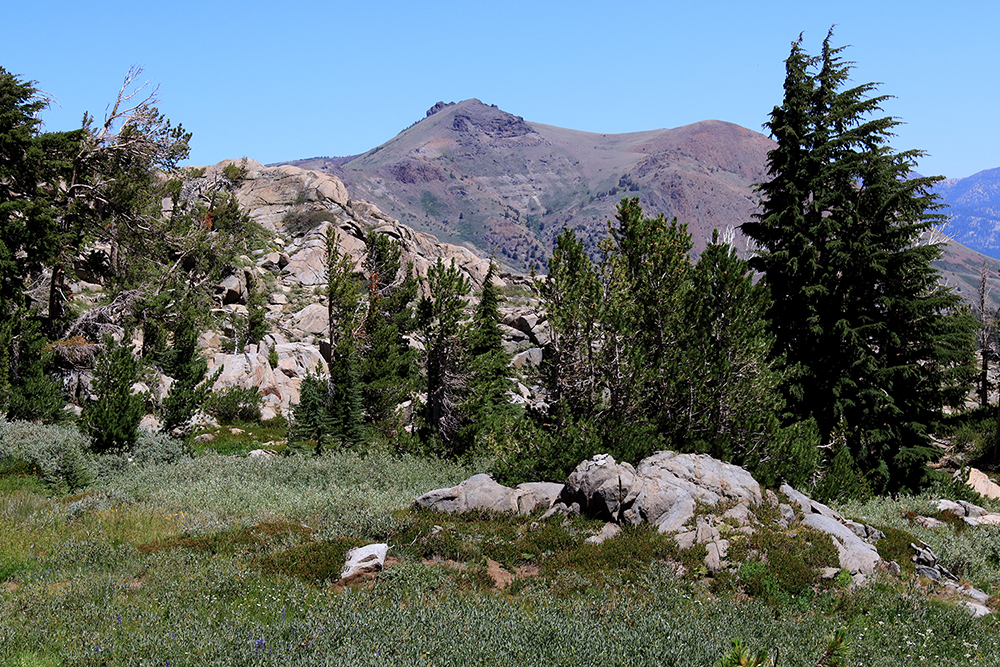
[{"xmin": 936, "ymin": 167, "xmax": 1000, "ymax": 261}]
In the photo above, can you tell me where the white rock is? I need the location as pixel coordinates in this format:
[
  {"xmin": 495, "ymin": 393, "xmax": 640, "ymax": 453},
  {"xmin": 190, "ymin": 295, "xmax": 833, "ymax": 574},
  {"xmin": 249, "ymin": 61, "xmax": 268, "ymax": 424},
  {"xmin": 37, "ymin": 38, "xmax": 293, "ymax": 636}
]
[
  {"xmin": 340, "ymin": 543, "xmax": 389, "ymax": 580},
  {"xmin": 967, "ymin": 468, "xmax": 1000, "ymax": 500},
  {"xmin": 803, "ymin": 513, "xmax": 881, "ymax": 575}
]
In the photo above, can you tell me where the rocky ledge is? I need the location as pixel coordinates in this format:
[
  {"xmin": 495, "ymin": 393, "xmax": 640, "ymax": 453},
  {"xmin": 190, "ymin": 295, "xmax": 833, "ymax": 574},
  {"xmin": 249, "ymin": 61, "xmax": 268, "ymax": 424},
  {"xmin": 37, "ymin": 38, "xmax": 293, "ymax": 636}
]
[{"xmin": 414, "ymin": 451, "xmax": 995, "ymax": 616}]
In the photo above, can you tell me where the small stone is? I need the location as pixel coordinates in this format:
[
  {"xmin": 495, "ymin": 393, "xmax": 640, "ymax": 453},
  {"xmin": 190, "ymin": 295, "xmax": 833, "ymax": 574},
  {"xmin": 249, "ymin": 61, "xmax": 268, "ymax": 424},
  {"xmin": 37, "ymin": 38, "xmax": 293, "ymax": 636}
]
[
  {"xmin": 705, "ymin": 540, "xmax": 729, "ymax": 574},
  {"xmin": 695, "ymin": 520, "xmax": 721, "ymax": 545},
  {"xmin": 674, "ymin": 531, "xmax": 697, "ymax": 550},
  {"xmin": 961, "ymin": 601, "xmax": 992, "ymax": 618},
  {"xmin": 585, "ymin": 523, "xmax": 622, "ymax": 545},
  {"xmin": 339, "ymin": 543, "xmax": 389, "ymax": 581}
]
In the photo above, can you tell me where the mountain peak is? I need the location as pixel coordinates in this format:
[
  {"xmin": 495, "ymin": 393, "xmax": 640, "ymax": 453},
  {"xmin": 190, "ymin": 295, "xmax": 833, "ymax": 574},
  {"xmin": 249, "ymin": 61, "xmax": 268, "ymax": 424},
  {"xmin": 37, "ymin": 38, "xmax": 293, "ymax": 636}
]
[{"xmin": 426, "ymin": 101, "xmax": 456, "ymax": 117}]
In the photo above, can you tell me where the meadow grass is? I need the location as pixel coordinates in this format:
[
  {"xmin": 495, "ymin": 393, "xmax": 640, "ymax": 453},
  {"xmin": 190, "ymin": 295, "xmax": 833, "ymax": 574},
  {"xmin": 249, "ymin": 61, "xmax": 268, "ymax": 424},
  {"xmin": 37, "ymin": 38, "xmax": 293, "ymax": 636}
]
[{"xmin": 1, "ymin": 449, "xmax": 999, "ymax": 666}]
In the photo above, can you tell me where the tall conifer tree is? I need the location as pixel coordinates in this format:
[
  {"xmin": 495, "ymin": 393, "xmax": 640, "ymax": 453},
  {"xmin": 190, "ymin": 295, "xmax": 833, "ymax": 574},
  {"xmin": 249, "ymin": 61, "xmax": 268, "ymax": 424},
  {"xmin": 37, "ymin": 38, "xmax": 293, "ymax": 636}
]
[
  {"xmin": 460, "ymin": 260, "xmax": 519, "ymax": 452},
  {"xmin": 742, "ymin": 31, "xmax": 976, "ymax": 493}
]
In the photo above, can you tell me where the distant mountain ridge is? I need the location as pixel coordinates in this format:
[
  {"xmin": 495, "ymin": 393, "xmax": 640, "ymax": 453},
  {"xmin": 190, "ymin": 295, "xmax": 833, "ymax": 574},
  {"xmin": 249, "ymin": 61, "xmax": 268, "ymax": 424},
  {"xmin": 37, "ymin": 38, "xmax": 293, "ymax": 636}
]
[
  {"xmin": 276, "ymin": 98, "xmax": 1000, "ymax": 304},
  {"xmin": 280, "ymin": 99, "xmax": 772, "ymax": 269},
  {"xmin": 935, "ymin": 167, "xmax": 1000, "ymax": 260}
]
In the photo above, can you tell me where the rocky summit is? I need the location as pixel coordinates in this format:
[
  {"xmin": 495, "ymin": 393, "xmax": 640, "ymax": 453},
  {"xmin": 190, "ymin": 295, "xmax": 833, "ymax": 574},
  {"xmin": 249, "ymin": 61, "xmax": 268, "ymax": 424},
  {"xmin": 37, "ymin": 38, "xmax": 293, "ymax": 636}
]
[{"xmin": 279, "ymin": 99, "xmax": 1000, "ymax": 305}]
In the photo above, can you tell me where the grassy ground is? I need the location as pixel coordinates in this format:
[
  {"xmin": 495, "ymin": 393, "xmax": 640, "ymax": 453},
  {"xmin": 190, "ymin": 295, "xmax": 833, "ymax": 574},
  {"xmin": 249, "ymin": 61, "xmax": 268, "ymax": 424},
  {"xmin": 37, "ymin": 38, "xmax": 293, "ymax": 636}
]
[{"xmin": 2, "ymin": 446, "xmax": 999, "ymax": 666}]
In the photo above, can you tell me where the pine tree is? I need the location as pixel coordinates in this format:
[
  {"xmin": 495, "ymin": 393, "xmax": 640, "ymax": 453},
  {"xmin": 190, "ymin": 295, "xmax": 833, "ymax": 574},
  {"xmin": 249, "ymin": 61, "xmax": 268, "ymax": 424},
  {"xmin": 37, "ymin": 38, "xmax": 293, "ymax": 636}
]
[
  {"xmin": 742, "ymin": 30, "xmax": 977, "ymax": 494},
  {"xmin": 542, "ymin": 227, "xmax": 604, "ymax": 428},
  {"xmin": 676, "ymin": 230, "xmax": 784, "ymax": 466},
  {"xmin": 161, "ymin": 309, "xmax": 216, "ymax": 433},
  {"xmin": 325, "ymin": 229, "xmax": 365, "ymax": 446},
  {"xmin": 418, "ymin": 257, "xmax": 470, "ymax": 454},
  {"xmin": 600, "ymin": 198, "xmax": 692, "ymax": 440},
  {"xmin": 1, "ymin": 315, "xmax": 64, "ymax": 422},
  {"xmin": 287, "ymin": 370, "xmax": 336, "ymax": 448},
  {"xmin": 83, "ymin": 334, "xmax": 145, "ymax": 453},
  {"xmin": 0, "ymin": 67, "xmax": 56, "ymax": 314},
  {"xmin": 357, "ymin": 230, "xmax": 418, "ymax": 434},
  {"xmin": 460, "ymin": 260, "xmax": 520, "ymax": 452}
]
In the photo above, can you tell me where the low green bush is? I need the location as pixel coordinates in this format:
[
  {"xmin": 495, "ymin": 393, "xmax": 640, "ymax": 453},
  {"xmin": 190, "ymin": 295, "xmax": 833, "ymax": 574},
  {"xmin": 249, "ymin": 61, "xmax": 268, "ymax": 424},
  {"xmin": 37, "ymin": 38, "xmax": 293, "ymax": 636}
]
[
  {"xmin": 205, "ymin": 386, "xmax": 264, "ymax": 424},
  {"xmin": 0, "ymin": 417, "xmax": 94, "ymax": 492},
  {"xmin": 132, "ymin": 431, "xmax": 189, "ymax": 466},
  {"xmin": 255, "ymin": 537, "xmax": 362, "ymax": 584},
  {"xmin": 730, "ymin": 524, "xmax": 839, "ymax": 606}
]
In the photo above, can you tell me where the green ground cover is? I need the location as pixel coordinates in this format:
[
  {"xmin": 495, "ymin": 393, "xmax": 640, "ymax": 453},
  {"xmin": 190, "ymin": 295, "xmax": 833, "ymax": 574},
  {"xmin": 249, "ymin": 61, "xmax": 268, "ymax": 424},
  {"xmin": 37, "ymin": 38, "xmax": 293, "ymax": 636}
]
[{"xmin": 1, "ymin": 449, "xmax": 999, "ymax": 666}]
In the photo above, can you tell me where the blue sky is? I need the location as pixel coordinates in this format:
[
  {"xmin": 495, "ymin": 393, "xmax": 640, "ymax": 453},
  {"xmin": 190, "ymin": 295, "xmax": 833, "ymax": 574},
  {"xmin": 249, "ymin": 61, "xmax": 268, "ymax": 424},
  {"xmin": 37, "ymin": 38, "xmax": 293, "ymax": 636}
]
[{"xmin": 3, "ymin": 1, "xmax": 997, "ymax": 179}]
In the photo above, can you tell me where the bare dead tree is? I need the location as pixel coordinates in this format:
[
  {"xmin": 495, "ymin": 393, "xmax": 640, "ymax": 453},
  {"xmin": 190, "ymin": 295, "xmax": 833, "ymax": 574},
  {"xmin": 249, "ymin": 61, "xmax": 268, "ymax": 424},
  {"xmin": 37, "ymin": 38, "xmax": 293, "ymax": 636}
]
[
  {"xmin": 975, "ymin": 262, "xmax": 996, "ymax": 408},
  {"xmin": 45, "ymin": 67, "xmax": 190, "ymax": 334},
  {"xmin": 62, "ymin": 287, "xmax": 148, "ymax": 341}
]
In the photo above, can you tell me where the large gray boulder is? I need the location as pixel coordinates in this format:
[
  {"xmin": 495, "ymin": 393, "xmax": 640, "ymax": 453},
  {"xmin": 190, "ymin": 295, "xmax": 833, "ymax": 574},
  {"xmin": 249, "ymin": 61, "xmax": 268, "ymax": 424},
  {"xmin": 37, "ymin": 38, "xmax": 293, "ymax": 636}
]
[
  {"xmin": 622, "ymin": 452, "xmax": 762, "ymax": 532},
  {"xmin": 414, "ymin": 474, "xmax": 562, "ymax": 515},
  {"xmin": 780, "ymin": 483, "xmax": 843, "ymax": 520},
  {"xmin": 967, "ymin": 468, "xmax": 1000, "ymax": 500},
  {"xmin": 559, "ymin": 454, "xmax": 637, "ymax": 521},
  {"xmin": 290, "ymin": 303, "xmax": 329, "ymax": 336},
  {"xmin": 556, "ymin": 451, "xmax": 762, "ymax": 532}
]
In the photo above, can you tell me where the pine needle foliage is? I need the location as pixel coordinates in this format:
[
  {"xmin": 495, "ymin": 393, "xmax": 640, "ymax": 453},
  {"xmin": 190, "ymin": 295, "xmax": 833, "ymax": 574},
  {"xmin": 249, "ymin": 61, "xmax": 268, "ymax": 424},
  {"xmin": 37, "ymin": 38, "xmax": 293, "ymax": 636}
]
[
  {"xmin": 459, "ymin": 260, "xmax": 521, "ymax": 454},
  {"xmin": 742, "ymin": 30, "xmax": 977, "ymax": 494},
  {"xmin": 82, "ymin": 334, "xmax": 145, "ymax": 453},
  {"xmin": 417, "ymin": 257, "xmax": 471, "ymax": 454},
  {"xmin": 537, "ymin": 199, "xmax": 790, "ymax": 478},
  {"xmin": 161, "ymin": 311, "xmax": 216, "ymax": 434}
]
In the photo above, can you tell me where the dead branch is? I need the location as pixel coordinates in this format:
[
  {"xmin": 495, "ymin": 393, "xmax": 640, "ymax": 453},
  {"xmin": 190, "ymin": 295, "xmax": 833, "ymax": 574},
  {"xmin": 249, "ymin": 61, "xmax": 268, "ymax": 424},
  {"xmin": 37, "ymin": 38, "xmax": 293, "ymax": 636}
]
[{"xmin": 63, "ymin": 287, "xmax": 148, "ymax": 341}]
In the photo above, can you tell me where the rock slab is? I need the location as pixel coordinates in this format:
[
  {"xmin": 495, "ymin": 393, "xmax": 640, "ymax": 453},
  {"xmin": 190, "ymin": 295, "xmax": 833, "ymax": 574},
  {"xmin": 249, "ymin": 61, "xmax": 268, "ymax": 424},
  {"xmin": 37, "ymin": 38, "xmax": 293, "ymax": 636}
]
[{"xmin": 414, "ymin": 474, "xmax": 563, "ymax": 515}]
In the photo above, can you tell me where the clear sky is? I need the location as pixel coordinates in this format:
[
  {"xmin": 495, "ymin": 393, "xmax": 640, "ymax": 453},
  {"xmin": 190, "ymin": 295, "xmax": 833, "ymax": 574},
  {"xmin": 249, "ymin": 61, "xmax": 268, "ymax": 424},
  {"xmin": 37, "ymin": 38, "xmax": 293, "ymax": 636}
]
[{"xmin": 3, "ymin": 1, "xmax": 997, "ymax": 179}]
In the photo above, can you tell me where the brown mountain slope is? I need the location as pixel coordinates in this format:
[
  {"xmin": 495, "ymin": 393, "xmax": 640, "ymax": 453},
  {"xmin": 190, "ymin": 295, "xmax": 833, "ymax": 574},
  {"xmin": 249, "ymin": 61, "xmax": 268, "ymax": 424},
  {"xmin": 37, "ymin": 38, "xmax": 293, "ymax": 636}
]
[
  {"xmin": 281, "ymin": 99, "xmax": 772, "ymax": 269},
  {"xmin": 277, "ymin": 99, "xmax": 1000, "ymax": 306}
]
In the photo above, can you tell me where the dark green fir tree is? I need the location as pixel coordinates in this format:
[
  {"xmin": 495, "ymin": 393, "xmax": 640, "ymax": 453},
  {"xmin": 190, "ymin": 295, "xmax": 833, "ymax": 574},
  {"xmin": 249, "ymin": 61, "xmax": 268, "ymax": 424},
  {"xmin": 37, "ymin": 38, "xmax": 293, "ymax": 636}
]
[
  {"xmin": 742, "ymin": 30, "xmax": 977, "ymax": 494},
  {"xmin": 82, "ymin": 334, "xmax": 145, "ymax": 453},
  {"xmin": 459, "ymin": 260, "xmax": 520, "ymax": 453}
]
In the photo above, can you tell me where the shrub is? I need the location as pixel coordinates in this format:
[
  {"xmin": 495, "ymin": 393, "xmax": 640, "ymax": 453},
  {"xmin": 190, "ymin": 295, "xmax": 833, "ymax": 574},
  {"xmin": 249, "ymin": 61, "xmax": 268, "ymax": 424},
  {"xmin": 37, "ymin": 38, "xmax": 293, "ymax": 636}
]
[
  {"xmin": 254, "ymin": 537, "xmax": 362, "ymax": 584},
  {"xmin": 205, "ymin": 386, "xmax": 264, "ymax": 424},
  {"xmin": 132, "ymin": 431, "xmax": 189, "ymax": 466},
  {"xmin": 0, "ymin": 417, "xmax": 94, "ymax": 491},
  {"xmin": 732, "ymin": 525, "xmax": 839, "ymax": 606}
]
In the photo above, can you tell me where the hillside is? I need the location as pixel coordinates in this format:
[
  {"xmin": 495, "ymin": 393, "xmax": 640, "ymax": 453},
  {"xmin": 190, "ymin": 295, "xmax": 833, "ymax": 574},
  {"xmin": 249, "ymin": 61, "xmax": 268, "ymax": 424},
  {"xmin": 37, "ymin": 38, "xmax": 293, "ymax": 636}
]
[
  {"xmin": 936, "ymin": 167, "xmax": 1000, "ymax": 260},
  {"xmin": 279, "ymin": 99, "xmax": 1000, "ymax": 305},
  {"xmin": 280, "ymin": 99, "xmax": 772, "ymax": 269}
]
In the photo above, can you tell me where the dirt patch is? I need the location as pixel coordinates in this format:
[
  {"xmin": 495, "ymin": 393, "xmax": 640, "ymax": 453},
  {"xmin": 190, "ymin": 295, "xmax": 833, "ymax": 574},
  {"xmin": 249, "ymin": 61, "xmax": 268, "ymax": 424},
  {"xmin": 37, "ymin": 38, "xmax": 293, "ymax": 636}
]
[
  {"xmin": 331, "ymin": 556, "xmax": 400, "ymax": 594},
  {"xmin": 422, "ymin": 557, "xmax": 467, "ymax": 571},
  {"xmin": 487, "ymin": 559, "xmax": 513, "ymax": 589},
  {"xmin": 514, "ymin": 564, "xmax": 540, "ymax": 578}
]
